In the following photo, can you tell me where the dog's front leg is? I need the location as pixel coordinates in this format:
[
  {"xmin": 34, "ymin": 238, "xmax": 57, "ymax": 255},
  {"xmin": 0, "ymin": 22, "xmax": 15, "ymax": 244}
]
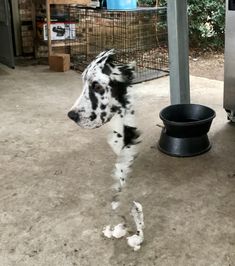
[
  {"xmin": 111, "ymin": 143, "xmax": 138, "ymax": 205},
  {"xmin": 127, "ymin": 201, "xmax": 144, "ymax": 251},
  {"xmin": 104, "ymin": 96, "xmax": 145, "ymax": 250}
]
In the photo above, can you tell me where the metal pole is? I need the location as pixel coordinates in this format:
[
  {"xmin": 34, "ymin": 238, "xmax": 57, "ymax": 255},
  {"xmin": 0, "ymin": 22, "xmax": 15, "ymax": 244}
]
[{"xmin": 167, "ymin": 0, "xmax": 190, "ymax": 104}]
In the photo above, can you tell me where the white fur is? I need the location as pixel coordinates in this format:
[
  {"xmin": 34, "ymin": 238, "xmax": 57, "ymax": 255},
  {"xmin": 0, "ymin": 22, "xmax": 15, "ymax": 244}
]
[
  {"xmin": 102, "ymin": 225, "xmax": 113, "ymax": 238},
  {"xmin": 127, "ymin": 202, "xmax": 144, "ymax": 251},
  {"xmin": 102, "ymin": 223, "xmax": 127, "ymax": 239},
  {"xmin": 109, "ymin": 90, "xmax": 139, "ymax": 192},
  {"xmin": 112, "ymin": 223, "xmax": 127, "ymax": 238},
  {"xmin": 127, "ymin": 230, "xmax": 144, "ymax": 251},
  {"xmin": 106, "ymin": 90, "xmax": 144, "ymax": 251}
]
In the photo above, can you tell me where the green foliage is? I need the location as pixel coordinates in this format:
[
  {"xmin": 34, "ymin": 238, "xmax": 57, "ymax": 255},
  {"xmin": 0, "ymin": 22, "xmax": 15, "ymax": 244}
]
[
  {"xmin": 138, "ymin": 0, "xmax": 156, "ymax": 6},
  {"xmin": 188, "ymin": 0, "xmax": 225, "ymax": 49},
  {"xmin": 141, "ymin": 0, "xmax": 225, "ymax": 50}
]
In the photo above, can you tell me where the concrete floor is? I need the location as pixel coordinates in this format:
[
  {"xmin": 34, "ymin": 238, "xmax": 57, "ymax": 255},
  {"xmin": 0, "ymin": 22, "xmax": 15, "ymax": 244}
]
[{"xmin": 0, "ymin": 63, "xmax": 235, "ymax": 266}]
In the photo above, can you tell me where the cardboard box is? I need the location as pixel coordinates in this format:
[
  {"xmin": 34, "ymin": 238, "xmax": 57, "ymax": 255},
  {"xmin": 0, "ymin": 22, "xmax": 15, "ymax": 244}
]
[{"xmin": 49, "ymin": 53, "xmax": 70, "ymax": 72}]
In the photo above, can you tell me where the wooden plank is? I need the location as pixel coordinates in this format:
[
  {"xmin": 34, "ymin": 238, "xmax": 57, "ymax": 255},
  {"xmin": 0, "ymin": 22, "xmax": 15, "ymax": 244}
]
[
  {"xmin": 52, "ymin": 42, "xmax": 86, "ymax": 47},
  {"xmin": 31, "ymin": 0, "xmax": 36, "ymax": 57},
  {"xmin": 46, "ymin": 0, "xmax": 52, "ymax": 56},
  {"xmin": 49, "ymin": 0, "xmax": 90, "ymax": 4}
]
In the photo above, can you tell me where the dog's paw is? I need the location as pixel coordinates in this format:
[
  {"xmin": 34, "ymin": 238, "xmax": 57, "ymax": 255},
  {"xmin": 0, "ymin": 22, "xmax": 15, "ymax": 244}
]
[
  {"xmin": 102, "ymin": 225, "xmax": 113, "ymax": 238},
  {"xmin": 112, "ymin": 223, "xmax": 127, "ymax": 238},
  {"xmin": 126, "ymin": 230, "xmax": 144, "ymax": 251},
  {"xmin": 111, "ymin": 200, "xmax": 120, "ymax": 210},
  {"xmin": 102, "ymin": 223, "xmax": 127, "ymax": 239}
]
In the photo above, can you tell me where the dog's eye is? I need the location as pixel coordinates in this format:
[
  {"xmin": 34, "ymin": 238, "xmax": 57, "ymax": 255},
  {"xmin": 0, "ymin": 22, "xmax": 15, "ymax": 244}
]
[{"xmin": 92, "ymin": 82, "xmax": 105, "ymax": 94}]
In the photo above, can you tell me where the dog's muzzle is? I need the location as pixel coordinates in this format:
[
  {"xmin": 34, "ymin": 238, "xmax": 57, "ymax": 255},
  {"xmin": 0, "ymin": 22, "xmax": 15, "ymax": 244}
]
[{"xmin": 68, "ymin": 110, "xmax": 80, "ymax": 123}]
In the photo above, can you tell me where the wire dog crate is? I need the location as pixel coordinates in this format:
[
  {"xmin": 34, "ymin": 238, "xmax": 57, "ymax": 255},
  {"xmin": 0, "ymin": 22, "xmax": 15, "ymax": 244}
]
[{"xmin": 63, "ymin": 6, "xmax": 168, "ymax": 83}]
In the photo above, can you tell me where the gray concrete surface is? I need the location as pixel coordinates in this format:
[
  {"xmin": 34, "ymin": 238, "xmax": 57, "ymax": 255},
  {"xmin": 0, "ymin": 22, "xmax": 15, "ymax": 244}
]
[{"xmin": 0, "ymin": 64, "xmax": 234, "ymax": 266}]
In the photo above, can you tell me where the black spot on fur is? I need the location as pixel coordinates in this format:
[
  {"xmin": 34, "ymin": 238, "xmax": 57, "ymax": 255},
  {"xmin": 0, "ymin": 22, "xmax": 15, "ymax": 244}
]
[
  {"xmin": 109, "ymin": 80, "xmax": 128, "ymax": 107},
  {"xmin": 102, "ymin": 64, "xmax": 112, "ymax": 75},
  {"xmin": 92, "ymin": 82, "xmax": 105, "ymax": 95},
  {"xmin": 100, "ymin": 89, "xmax": 105, "ymax": 96},
  {"xmin": 123, "ymin": 126, "xmax": 141, "ymax": 147},
  {"xmin": 109, "ymin": 62, "xmax": 115, "ymax": 68},
  {"xmin": 107, "ymin": 116, "xmax": 112, "ymax": 122},
  {"xmin": 131, "ymin": 110, "xmax": 135, "ymax": 115},
  {"xmin": 117, "ymin": 133, "xmax": 122, "ymax": 138},
  {"xmin": 111, "ymin": 105, "xmax": 121, "ymax": 113},
  {"xmin": 100, "ymin": 112, "xmax": 107, "ymax": 123},
  {"xmin": 100, "ymin": 104, "xmax": 106, "ymax": 110},
  {"xmin": 90, "ymin": 112, "xmax": 97, "ymax": 121},
  {"xmin": 89, "ymin": 87, "xmax": 98, "ymax": 110},
  {"xmin": 96, "ymin": 56, "xmax": 106, "ymax": 64}
]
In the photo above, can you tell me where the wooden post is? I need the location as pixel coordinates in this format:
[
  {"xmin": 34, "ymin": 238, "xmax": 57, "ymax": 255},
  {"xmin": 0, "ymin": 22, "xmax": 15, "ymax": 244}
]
[
  {"xmin": 31, "ymin": 0, "xmax": 36, "ymax": 57},
  {"xmin": 46, "ymin": 0, "xmax": 52, "ymax": 57}
]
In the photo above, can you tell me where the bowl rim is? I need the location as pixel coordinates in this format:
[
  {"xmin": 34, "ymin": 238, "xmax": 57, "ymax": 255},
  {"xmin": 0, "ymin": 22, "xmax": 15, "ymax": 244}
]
[{"xmin": 159, "ymin": 103, "xmax": 216, "ymax": 126}]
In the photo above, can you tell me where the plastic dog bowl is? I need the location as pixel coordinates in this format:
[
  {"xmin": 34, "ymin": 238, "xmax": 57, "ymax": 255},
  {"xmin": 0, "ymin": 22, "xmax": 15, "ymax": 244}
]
[{"xmin": 158, "ymin": 104, "xmax": 216, "ymax": 157}]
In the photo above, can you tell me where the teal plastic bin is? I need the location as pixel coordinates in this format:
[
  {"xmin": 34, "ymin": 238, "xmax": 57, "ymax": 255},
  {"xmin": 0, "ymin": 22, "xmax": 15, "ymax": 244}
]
[{"xmin": 107, "ymin": 0, "xmax": 137, "ymax": 10}]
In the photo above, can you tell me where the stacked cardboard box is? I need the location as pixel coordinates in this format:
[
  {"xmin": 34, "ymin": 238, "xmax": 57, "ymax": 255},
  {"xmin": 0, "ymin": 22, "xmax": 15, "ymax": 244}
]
[{"xmin": 19, "ymin": 0, "xmax": 34, "ymax": 55}]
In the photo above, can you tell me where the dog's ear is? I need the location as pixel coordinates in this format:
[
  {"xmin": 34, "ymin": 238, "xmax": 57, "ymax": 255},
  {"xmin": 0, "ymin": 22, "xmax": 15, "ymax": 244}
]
[
  {"xmin": 94, "ymin": 50, "xmax": 135, "ymax": 83},
  {"xmin": 104, "ymin": 49, "xmax": 115, "ymax": 64},
  {"xmin": 82, "ymin": 49, "xmax": 116, "ymax": 80},
  {"xmin": 119, "ymin": 61, "xmax": 136, "ymax": 83},
  {"xmin": 96, "ymin": 49, "xmax": 115, "ymax": 67}
]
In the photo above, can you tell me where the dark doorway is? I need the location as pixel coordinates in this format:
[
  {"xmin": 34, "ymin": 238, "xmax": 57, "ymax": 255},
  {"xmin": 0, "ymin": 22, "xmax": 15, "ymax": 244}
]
[{"xmin": 0, "ymin": 0, "xmax": 15, "ymax": 68}]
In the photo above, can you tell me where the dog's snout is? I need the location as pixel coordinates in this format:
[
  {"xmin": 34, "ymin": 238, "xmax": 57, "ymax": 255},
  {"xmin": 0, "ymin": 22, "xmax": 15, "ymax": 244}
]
[{"xmin": 68, "ymin": 110, "xmax": 79, "ymax": 122}]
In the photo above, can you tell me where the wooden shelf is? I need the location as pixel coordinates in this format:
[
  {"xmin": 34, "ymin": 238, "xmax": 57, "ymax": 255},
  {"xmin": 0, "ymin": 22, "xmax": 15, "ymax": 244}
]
[
  {"xmin": 51, "ymin": 41, "xmax": 86, "ymax": 47},
  {"xmin": 49, "ymin": 0, "xmax": 90, "ymax": 5},
  {"xmin": 46, "ymin": 0, "xmax": 90, "ymax": 56}
]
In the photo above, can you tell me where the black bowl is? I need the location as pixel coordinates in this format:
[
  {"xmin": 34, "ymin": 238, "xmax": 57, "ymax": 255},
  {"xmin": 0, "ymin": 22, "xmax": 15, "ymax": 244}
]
[{"xmin": 158, "ymin": 104, "xmax": 216, "ymax": 157}]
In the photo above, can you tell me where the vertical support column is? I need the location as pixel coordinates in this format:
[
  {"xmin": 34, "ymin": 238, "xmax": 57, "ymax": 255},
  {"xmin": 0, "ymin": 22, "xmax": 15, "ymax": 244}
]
[
  {"xmin": 11, "ymin": 0, "xmax": 22, "ymax": 56},
  {"xmin": 167, "ymin": 0, "xmax": 190, "ymax": 104},
  {"xmin": 31, "ymin": 0, "xmax": 36, "ymax": 57},
  {"xmin": 46, "ymin": 0, "xmax": 52, "ymax": 57}
]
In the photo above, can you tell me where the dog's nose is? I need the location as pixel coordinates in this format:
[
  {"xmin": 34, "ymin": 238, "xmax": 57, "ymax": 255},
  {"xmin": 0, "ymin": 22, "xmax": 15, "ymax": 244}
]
[{"xmin": 68, "ymin": 110, "xmax": 79, "ymax": 122}]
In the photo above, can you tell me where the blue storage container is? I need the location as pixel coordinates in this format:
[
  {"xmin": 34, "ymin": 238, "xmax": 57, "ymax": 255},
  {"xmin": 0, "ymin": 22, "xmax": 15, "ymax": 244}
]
[{"xmin": 107, "ymin": 0, "xmax": 137, "ymax": 10}]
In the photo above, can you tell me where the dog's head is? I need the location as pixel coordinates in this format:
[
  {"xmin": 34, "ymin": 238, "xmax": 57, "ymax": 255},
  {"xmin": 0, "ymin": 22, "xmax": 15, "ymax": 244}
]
[{"xmin": 68, "ymin": 50, "xmax": 135, "ymax": 129}]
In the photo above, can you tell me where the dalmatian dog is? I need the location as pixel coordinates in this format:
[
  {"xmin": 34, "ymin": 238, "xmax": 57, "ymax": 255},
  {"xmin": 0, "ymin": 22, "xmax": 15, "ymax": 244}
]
[{"xmin": 68, "ymin": 49, "xmax": 144, "ymax": 251}]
